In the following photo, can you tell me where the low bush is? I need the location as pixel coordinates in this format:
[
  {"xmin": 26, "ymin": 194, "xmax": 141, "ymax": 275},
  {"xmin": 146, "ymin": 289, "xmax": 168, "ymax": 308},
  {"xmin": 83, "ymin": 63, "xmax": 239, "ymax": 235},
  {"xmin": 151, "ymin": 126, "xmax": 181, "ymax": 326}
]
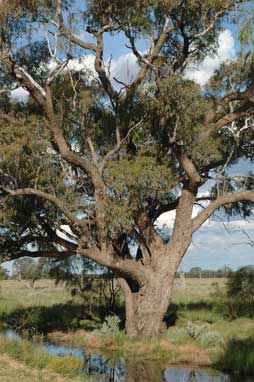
[
  {"xmin": 185, "ymin": 322, "xmax": 224, "ymax": 347},
  {"xmin": 186, "ymin": 321, "xmax": 209, "ymax": 340},
  {"xmin": 94, "ymin": 315, "xmax": 121, "ymax": 337},
  {"xmin": 198, "ymin": 330, "xmax": 224, "ymax": 347},
  {"xmin": 166, "ymin": 327, "xmax": 188, "ymax": 344}
]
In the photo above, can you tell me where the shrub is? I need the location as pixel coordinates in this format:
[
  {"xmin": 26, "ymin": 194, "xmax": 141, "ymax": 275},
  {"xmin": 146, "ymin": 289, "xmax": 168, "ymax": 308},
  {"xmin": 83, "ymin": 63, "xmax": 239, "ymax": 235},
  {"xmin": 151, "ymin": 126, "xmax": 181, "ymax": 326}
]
[
  {"xmin": 167, "ymin": 327, "xmax": 188, "ymax": 344},
  {"xmin": 198, "ymin": 330, "xmax": 224, "ymax": 347},
  {"xmin": 225, "ymin": 266, "xmax": 254, "ymax": 318},
  {"xmin": 186, "ymin": 321, "xmax": 209, "ymax": 340},
  {"xmin": 186, "ymin": 321, "xmax": 224, "ymax": 347},
  {"xmin": 95, "ymin": 315, "xmax": 121, "ymax": 337}
]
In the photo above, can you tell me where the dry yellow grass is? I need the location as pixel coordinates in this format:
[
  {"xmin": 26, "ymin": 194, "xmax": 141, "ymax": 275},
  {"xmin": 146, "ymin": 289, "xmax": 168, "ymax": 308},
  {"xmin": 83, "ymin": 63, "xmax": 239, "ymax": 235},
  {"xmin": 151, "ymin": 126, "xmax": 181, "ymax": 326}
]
[{"xmin": 0, "ymin": 354, "xmax": 75, "ymax": 382}]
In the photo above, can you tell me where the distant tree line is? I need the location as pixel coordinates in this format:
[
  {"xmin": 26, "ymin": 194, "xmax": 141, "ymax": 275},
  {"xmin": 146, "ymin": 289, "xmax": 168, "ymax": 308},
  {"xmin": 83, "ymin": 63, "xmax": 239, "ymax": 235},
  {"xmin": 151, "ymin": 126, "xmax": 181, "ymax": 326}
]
[
  {"xmin": 1, "ymin": 258, "xmax": 254, "ymax": 282},
  {"xmin": 177, "ymin": 265, "xmax": 254, "ymax": 278}
]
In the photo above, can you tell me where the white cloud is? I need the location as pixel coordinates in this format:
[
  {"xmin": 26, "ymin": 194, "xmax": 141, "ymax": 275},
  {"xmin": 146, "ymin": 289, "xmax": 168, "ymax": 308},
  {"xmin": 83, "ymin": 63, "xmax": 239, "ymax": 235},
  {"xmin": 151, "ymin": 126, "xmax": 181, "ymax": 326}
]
[
  {"xmin": 11, "ymin": 87, "xmax": 29, "ymax": 102},
  {"xmin": 63, "ymin": 30, "xmax": 235, "ymax": 89},
  {"xmin": 156, "ymin": 201, "xmax": 210, "ymax": 229},
  {"xmin": 185, "ymin": 29, "xmax": 235, "ymax": 86},
  {"xmin": 109, "ymin": 52, "xmax": 141, "ymax": 86},
  {"xmin": 58, "ymin": 51, "xmax": 141, "ymax": 87},
  {"xmin": 9, "ymin": 29, "xmax": 235, "ymax": 103},
  {"xmin": 67, "ymin": 55, "xmax": 97, "ymax": 78}
]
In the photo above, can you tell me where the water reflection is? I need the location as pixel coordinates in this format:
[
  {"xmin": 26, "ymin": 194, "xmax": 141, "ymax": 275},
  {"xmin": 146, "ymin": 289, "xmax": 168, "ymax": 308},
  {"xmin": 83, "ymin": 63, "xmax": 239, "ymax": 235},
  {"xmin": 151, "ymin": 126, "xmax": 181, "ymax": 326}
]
[
  {"xmin": 164, "ymin": 368, "xmax": 230, "ymax": 382},
  {"xmin": 0, "ymin": 329, "xmax": 250, "ymax": 382}
]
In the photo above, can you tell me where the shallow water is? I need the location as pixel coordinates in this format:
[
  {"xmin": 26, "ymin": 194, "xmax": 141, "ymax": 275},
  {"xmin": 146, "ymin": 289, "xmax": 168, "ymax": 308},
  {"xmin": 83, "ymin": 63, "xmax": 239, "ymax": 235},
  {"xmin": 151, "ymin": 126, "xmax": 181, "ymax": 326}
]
[{"xmin": 1, "ymin": 329, "xmax": 251, "ymax": 382}]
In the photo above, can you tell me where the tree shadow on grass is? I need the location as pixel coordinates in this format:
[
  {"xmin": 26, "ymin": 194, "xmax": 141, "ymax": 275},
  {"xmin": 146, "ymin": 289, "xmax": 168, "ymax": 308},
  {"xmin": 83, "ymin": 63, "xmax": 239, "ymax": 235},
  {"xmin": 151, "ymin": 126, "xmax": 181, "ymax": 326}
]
[
  {"xmin": 215, "ymin": 337, "xmax": 254, "ymax": 379},
  {"xmin": 0, "ymin": 300, "xmax": 125, "ymax": 334},
  {"xmin": 165, "ymin": 301, "xmax": 217, "ymax": 327}
]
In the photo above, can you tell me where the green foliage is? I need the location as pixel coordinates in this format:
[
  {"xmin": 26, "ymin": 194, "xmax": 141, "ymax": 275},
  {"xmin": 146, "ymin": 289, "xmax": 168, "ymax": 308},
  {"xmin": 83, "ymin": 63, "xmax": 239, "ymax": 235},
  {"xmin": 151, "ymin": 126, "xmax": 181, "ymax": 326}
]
[
  {"xmin": 0, "ymin": 303, "xmax": 100, "ymax": 334},
  {"xmin": 198, "ymin": 330, "xmax": 224, "ymax": 347},
  {"xmin": 186, "ymin": 321, "xmax": 224, "ymax": 347},
  {"xmin": 216, "ymin": 338, "xmax": 254, "ymax": 377},
  {"xmin": 0, "ymin": 0, "xmax": 253, "ymax": 327},
  {"xmin": 0, "ymin": 266, "xmax": 8, "ymax": 280},
  {"xmin": 105, "ymin": 150, "xmax": 176, "ymax": 232},
  {"xmin": 147, "ymin": 75, "xmax": 221, "ymax": 166},
  {"xmin": 224, "ymin": 266, "xmax": 254, "ymax": 318},
  {"xmin": 12, "ymin": 258, "xmax": 46, "ymax": 282},
  {"xmin": 166, "ymin": 326, "xmax": 188, "ymax": 344},
  {"xmin": 95, "ymin": 315, "xmax": 121, "ymax": 337},
  {"xmin": 186, "ymin": 321, "xmax": 209, "ymax": 339},
  {"xmin": 227, "ymin": 266, "xmax": 254, "ymax": 302}
]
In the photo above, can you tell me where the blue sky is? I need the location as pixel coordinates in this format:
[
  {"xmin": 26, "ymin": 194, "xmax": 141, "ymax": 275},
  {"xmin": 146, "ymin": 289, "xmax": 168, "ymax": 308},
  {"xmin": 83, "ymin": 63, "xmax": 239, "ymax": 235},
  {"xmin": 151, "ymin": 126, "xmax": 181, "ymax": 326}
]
[{"xmin": 156, "ymin": 159, "xmax": 254, "ymax": 271}]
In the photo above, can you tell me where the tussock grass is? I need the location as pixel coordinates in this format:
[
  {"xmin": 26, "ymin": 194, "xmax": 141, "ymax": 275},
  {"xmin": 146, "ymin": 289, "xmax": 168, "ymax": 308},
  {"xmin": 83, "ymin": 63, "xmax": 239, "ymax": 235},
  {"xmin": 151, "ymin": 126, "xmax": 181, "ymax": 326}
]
[
  {"xmin": 1, "ymin": 278, "xmax": 254, "ymax": 377},
  {"xmin": 0, "ymin": 354, "xmax": 77, "ymax": 382},
  {"xmin": 215, "ymin": 339, "xmax": 254, "ymax": 377},
  {"xmin": 0, "ymin": 336, "xmax": 83, "ymax": 378}
]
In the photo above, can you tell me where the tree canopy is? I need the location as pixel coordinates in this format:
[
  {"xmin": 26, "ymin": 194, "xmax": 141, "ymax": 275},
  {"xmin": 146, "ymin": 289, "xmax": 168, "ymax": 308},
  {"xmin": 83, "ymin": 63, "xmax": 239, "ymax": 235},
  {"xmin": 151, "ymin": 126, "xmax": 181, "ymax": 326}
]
[{"xmin": 0, "ymin": 0, "xmax": 253, "ymax": 337}]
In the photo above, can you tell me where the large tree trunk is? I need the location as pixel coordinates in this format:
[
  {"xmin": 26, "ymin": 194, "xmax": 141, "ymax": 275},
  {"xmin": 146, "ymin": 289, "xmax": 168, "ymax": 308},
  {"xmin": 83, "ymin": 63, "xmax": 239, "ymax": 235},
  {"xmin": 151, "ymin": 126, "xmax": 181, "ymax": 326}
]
[{"xmin": 118, "ymin": 268, "xmax": 176, "ymax": 338}]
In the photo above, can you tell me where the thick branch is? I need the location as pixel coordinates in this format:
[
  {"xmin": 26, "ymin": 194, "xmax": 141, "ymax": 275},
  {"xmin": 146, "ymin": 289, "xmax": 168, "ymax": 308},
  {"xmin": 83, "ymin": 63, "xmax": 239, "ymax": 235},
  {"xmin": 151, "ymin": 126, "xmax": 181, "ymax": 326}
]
[
  {"xmin": 127, "ymin": 20, "xmax": 175, "ymax": 92},
  {"xmin": 78, "ymin": 245, "xmax": 146, "ymax": 284},
  {"xmin": 2, "ymin": 249, "xmax": 75, "ymax": 262},
  {"xmin": 173, "ymin": 144, "xmax": 202, "ymax": 185},
  {"xmin": 192, "ymin": 190, "xmax": 254, "ymax": 233},
  {"xmin": 204, "ymin": 85, "xmax": 254, "ymax": 140},
  {"xmin": 55, "ymin": 0, "xmax": 97, "ymax": 53},
  {"xmin": 100, "ymin": 117, "xmax": 145, "ymax": 172},
  {"xmin": 168, "ymin": 184, "xmax": 198, "ymax": 259},
  {"xmin": 43, "ymin": 85, "xmax": 99, "ymax": 178},
  {"xmin": 94, "ymin": 26, "xmax": 118, "ymax": 104},
  {"xmin": 1, "ymin": 186, "xmax": 83, "ymax": 227},
  {"xmin": 206, "ymin": 110, "xmax": 252, "ymax": 136}
]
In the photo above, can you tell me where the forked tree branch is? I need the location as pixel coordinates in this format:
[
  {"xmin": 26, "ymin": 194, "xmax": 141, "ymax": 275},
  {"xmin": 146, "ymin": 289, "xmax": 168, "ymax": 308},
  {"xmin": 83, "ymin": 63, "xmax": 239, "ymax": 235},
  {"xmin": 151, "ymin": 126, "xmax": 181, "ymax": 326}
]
[
  {"xmin": 192, "ymin": 190, "xmax": 254, "ymax": 233},
  {"xmin": 100, "ymin": 117, "xmax": 145, "ymax": 172},
  {"xmin": 2, "ymin": 249, "xmax": 75, "ymax": 262},
  {"xmin": 1, "ymin": 186, "xmax": 85, "ymax": 228}
]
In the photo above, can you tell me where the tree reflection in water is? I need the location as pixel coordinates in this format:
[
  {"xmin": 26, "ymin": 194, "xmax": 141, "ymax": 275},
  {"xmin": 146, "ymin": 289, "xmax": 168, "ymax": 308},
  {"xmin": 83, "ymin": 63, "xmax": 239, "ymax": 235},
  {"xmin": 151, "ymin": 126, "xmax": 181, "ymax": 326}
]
[{"xmin": 92, "ymin": 358, "xmax": 230, "ymax": 382}]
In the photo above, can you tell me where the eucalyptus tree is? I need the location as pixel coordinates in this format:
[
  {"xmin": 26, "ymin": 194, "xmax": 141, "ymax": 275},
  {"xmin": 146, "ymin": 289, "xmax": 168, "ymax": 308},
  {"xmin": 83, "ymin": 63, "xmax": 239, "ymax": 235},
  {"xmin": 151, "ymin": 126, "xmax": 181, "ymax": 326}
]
[{"xmin": 0, "ymin": 0, "xmax": 254, "ymax": 337}]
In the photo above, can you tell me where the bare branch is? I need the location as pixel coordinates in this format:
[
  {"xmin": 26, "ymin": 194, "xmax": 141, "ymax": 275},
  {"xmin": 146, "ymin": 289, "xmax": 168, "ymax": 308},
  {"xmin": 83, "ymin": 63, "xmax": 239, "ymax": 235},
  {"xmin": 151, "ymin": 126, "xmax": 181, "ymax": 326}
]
[
  {"xmin": 46, "ymin": 59, "xmax": 69, "ymax": 85},
  {"xmin": 126, "ymin": 20, "xmax": 176, "ymax": 92},
  {"xmin": 192, "ymin": 190, "xmax": 254, "ymax": 233},
  {"xmin": 173, "ymin": 144, "xmax": 202, "ymax": 185},
  {"xmin": 1, "ymin": 186, "xmax": 84, "ymax": 228},
  {"xmin": 2, "ymin": 249, "xmax": 75, "ymax": 262},
  {"xmin": 94, "ymin": 25, "xmax": 118, "ymax": 105},
  {"xmin": 100, "ymin": 117, "xmax": 145, "ymax": 172},
  {"xmin": 87, "ymin": 135, "xmax": 99, "ymax": 166},
  {"xmin": 54, "ymin": 0, "xmax": 97, "ymax": 53},
  {"xmin": 192, "ymin": 10, "xmax": 225, "ymax": 38}
]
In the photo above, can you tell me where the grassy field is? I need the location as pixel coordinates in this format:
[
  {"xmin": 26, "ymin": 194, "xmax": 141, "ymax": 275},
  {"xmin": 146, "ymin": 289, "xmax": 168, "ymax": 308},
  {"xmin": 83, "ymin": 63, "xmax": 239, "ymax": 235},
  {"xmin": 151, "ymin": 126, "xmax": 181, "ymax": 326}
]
[
  {"xmin": 0, "ymin": 354, "xmax": 78, "ymax": 382},
  {"xmin": 0, "ymin": 279, "xmax": 70, "ymax": 314},
  {"xmin": 0, "ymin": 278, "xmax": 254, "ymax": 377}
]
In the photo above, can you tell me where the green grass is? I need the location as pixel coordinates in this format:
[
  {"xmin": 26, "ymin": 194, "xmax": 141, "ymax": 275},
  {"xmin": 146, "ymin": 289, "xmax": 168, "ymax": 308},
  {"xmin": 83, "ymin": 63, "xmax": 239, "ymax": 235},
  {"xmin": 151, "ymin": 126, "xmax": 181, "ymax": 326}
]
[
  {"xmin": 0, "ymin": 279, "xmax": 105, "ymax": 333},
  {"xmin": 1, "ymin": 278, "xmax": 254, "ymax": 377},
  {"xmin": 0, "ymin": 353, "xmax": 77, "ymax": 382},
  {"xmin": 215, "ymin": 338, "xmax": 254, "ymax": 377},
  {"xmin": 0, "ymin": 336, "xmax": 84, "ymax": 378},
  {"xmin": 0, "ymin": 280, "xmax": 72, "ymax": 316}
]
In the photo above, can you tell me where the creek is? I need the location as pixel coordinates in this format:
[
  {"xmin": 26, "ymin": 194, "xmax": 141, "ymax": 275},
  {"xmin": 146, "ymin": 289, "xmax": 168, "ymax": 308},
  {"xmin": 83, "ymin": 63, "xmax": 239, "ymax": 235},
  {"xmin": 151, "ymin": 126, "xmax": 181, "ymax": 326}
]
[{"xmin": 1, "ymin": 330, "xmax": 251, "ymax": 382}]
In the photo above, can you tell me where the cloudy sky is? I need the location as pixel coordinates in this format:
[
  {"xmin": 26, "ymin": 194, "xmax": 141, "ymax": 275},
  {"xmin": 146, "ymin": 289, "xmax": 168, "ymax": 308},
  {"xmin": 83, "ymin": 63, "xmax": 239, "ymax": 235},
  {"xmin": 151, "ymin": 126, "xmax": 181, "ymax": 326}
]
[{"xmin": 9, "ymin": 24, "xmax": 254, "ymax": 272}]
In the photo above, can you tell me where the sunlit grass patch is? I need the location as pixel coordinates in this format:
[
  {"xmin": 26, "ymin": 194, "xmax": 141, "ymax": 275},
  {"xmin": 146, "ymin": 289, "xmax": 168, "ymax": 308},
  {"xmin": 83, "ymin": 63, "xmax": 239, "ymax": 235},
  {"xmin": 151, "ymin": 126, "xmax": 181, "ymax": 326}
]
[{"xmin": 0, "ymin": 336, "xmax": 83, "ymax": 378}]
